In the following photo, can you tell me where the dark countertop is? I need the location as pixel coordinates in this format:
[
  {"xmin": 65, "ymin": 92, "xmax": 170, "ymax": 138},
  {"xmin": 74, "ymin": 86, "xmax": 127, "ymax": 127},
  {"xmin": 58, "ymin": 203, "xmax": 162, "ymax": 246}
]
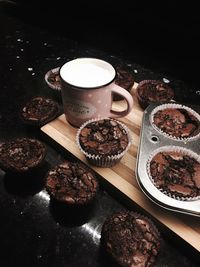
[{"xmin": 0, "ymin": 2, "xmax": 200, "ymax": 267}]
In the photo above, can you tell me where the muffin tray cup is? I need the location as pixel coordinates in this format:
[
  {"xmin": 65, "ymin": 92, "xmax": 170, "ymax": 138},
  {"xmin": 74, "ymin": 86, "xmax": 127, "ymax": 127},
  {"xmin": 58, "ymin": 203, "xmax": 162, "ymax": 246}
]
[{"xmin": 136, "ymin": 102, "xmax": 200, "ymax": 217}]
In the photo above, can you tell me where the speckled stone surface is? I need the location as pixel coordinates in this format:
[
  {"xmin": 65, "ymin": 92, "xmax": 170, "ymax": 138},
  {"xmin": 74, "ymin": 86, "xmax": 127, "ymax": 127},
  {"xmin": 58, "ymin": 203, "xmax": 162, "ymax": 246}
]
[{"xmin": 0, "ymin": 3, "xmax": 199, "ymax": 267}]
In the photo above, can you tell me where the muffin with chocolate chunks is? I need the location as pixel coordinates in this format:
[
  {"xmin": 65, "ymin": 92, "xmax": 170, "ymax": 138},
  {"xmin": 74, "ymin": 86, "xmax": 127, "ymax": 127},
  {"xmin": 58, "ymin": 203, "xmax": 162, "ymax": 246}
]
[
  {"xmin": 19, "ymin": 96, "xmax": 60, "ymax": 127},
  {"xmin": 149, "ymin": 147, "xmax": 200, "ymax": 199},
  {"xmin": 136, "ymin": 80, "xmax": 174, "ymax": 109},
  {"xmin": 76, "ymin": 118, "xmax": 132, "ymax": 167},
  {"xmin": 114, "ymin": 66, "xmax": 134, "ymax": 101},
  {"xmin": 101, "ymin": 210, "xmax": 161, "ymax": 267},
  {"xmin": 151, "ymin": 104, "xmax": 200, "ymax": 140},
  {"xmin": 0, "ymin": 137, "xmax": 46, "ymax": 173},
  {"xmin": 45, "ymin": 161, "xmax": 99, "ymax": 206}
]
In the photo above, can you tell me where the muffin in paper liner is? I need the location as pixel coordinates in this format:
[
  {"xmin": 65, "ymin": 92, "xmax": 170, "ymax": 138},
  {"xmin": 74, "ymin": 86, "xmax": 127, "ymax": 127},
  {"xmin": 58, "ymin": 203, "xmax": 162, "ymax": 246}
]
[
  {"xmin": 146, "ymin": 146, "xmax": 200, "ymax": 201},
  {"xmin": 150, "ymin": 103, "xmax": 200, "ymax": 141},
  {"xmin": 45, "ymin": 67, "xmax": 61, "ymax": 91},
  {"xmin": 136, "ymin": 79, "xmax": 174, "ymax": 109},
  {"xmin": 100, "ymin": 210, "xmax": 161, "ymax": 267},
  {"xmin": 76, "ymin": 118, "xmax": 132, "ymax": 167}
]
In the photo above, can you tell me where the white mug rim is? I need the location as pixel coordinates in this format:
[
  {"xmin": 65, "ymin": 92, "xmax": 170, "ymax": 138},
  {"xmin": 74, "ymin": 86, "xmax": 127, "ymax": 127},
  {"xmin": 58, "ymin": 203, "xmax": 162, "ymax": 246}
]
[{"xmin": 59, "ymin": 57, "xmax": 116, "ymax": 89}]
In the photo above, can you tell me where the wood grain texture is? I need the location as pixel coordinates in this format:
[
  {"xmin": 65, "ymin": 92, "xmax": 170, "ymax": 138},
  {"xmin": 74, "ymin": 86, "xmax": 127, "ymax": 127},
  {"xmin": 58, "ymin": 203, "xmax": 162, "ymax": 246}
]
[{"xmin": 41, "ymin": 82, "xmax": 200, "ymax": 252}]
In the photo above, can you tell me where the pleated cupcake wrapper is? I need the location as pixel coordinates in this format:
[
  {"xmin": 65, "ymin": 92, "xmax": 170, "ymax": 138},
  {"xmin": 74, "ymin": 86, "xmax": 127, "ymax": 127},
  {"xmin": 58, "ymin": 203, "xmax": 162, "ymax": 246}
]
[
  {"xmin": 45, "ymin": 67, "xmax": 61, "ymax": 91},
  {"xmin": 150, "ymin": 103, "xmax": 200, "ymax": 141},
  {"xmin": 146, "ymin": 145, "xmax": 200, "ymax": 201},
  {"xmin": 76, "ymin": 117, "xmax": 132, "ymax": 168}
]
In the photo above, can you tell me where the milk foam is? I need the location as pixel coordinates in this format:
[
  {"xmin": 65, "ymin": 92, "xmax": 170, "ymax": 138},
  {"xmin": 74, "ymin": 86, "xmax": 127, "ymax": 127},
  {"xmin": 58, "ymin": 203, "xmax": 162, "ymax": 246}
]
[{"xmin": 60, "ymin": 58, "xmax": 116, "ymax": 88}]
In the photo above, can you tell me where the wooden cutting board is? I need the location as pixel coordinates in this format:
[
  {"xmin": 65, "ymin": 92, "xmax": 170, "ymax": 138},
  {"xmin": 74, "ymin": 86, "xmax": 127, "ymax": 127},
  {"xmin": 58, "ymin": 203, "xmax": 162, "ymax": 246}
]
[{"xmin": 41, "ymin": 82, "xmax": 200, "ymax": 253}]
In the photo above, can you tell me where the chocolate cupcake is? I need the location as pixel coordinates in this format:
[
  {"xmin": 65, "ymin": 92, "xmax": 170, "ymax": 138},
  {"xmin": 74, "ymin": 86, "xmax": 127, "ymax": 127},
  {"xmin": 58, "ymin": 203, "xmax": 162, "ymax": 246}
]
[
  {"xmin": 114, "ymin": 66, "xmax": 134, "ymax": 101},
  {"xmin": 101, "ymin": 210, "xmax": 161, "ymax": 267},
  {"xmin": 0, "ymin": 137, "xmax": 46, "ymax": 173},
  {"xmin": 45, "ymin": 67, "xmax": 61, "ymax": 91},
  {"xmin": 150, "ymin": 103, "xmax": 200, "ymax": 140},
  {"xmin": 76, "ymin": 118, "xmax": 132, "ymax": 167},
  {"xmin": 45, "ymin": 161, "xmax": 99, "ymax": 206},
  {"xmin": 19, "ymin": 96, "xmax": 60, "ymax": 127},
  {"xmin": 147, "ymin": 146, "xmax": 200, "ymax": 200},
  {"xmin": 136, "ymin": 80, "xmax": 174, "ymax": 109}
]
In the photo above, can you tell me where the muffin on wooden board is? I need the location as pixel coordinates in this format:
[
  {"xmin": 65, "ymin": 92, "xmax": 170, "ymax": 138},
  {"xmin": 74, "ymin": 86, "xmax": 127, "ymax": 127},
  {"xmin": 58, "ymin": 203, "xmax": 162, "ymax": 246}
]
[{"xmin": 76, "ymin": 118, "xmax": 132, "ymax": 167}]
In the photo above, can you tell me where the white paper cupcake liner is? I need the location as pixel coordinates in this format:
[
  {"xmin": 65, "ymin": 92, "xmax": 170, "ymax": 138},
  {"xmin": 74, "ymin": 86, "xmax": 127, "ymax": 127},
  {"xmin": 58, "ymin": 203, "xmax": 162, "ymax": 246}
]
[
  {"xmin": 146, "ymin": 145, "xmax": 200, "ymax": 201},
  {"xmin": 150, "ymin": 103, "xmax": 200, "ymax": 141},
  {"xmin": 76, "ymin": 117, "xmax": 132, "ymax": 167},
  {"xmin": 44, "ymin": 67, "xmax": 61, "ymax": 91}
]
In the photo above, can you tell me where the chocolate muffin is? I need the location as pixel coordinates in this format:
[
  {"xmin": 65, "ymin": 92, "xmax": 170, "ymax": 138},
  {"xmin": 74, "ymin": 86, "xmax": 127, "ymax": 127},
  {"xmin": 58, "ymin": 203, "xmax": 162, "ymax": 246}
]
[
  {"xmin": 136, "ymin": 80, "xmax": 174, "ymax": 109},
  {"xmin": 149, "ymin": 148, "xmax": 200, "ymax": 199},
  {"xmin": 114, "ymin": 66, "xmax": 134, "ymax": 101},
  {"xmin": 45, "ymin": 161, "xmax": 99, "ymax": 206},
  {"xmin": 151, "ymin": 104, "xmax": 200, "ymax": 139},
  {"xmin": 0, "ymin": 137, "xmax": 46, "ymax": 173},
  {"xmin": 20, "ymin": 96, "xmax": 60, "ymax": 127},
  {"xmin": 45, "ymin": 67, "xmax": 61, "ymax": 90},
  {"xmin": 76, "ymin": 118, "xmax": 131, "ymax": 167},
  {"xmin": 101, "ymin": 211, "xmax": 160, "ymax": 267}
]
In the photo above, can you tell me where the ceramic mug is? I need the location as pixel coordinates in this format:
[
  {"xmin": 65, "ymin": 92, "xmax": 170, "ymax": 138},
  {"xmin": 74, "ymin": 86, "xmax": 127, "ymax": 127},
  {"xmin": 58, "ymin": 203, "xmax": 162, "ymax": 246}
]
[{"xmin": 59, "ymin": 57, "xmax": 134, "ymax": 127}]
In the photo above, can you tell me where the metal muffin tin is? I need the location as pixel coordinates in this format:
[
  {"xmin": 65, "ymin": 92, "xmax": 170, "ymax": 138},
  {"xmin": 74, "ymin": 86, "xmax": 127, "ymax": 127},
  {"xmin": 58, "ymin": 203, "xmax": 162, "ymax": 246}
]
[{"xmin": 136, "ymin": 103, "xmax": 200, "ymax": 217}]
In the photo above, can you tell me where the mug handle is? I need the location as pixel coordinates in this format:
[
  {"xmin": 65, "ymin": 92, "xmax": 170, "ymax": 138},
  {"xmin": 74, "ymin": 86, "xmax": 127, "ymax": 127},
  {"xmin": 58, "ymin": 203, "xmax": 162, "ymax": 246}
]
[{"xmin": 109, "ymin": 84, "xmax": 133, "ymax": 118}]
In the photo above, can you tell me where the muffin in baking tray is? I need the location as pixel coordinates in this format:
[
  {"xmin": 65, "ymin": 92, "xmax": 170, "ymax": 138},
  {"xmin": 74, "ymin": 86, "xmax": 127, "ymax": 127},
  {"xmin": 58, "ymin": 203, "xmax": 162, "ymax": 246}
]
[
  {"xmin": 76, "ymin": 118, "xmax": 132, "ymax": 167},
  {"xmin": 136, "ymin": 79, "xmax": 174, "ymax": 109},
  {"xmin": 101, "ymin": 210, "xmax": 161, "ymax": 267},
  {"xmin": 114, "ymin": 66, "xmax": 134, "ymax": 101},
  {"xmin": 0, "ymin": 137, "xmax": 47, "ymax": 173},
  {"xmin": 147, "ymin": 146, "xmax": 200, "ymax": 200},
  {"xmin": 45, "ymin": 161, "xmax": 99, "ymax": 207},
  {"xmin": 19, "ymin": 96, "xmax": 60, "ymax": 127},
  {"xmin": 150, "ymin": 103, "xmax": 200, "ymax": 140}
]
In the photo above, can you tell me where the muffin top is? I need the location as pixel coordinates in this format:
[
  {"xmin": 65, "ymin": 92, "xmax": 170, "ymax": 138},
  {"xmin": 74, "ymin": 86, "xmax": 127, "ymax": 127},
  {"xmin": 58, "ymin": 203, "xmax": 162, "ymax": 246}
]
[
  {"xmin": 101, "ymin": 210, "xmax": 160, "ymax": 267},
  {"xmin": 0, "ymin": 137, "xmax": 46, "ymax": 173},
  {"xmin": 137, "ymin": 80, "xmax": 174, "ymax": 109},
  {"xmin": 46, "ymin": 161, "xmax": 99, "ymax": 205},
  {"xmin": 115, "ymin": 66, "xmax": 134, "ymax": 90},
  {"xmin": 20, "ymin": 96, "xmax": 60, "ymax": 126},
  {"xmin": 78, "ymin": 119, "xmax": 129, "ymax": 157},
  {"xmin": 149, "ymin": 150, "xmax": 200, "ymax": 198},
  {"xmin": 152, "ymin": 107, "xmax": 200, "ymax": 139}
]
